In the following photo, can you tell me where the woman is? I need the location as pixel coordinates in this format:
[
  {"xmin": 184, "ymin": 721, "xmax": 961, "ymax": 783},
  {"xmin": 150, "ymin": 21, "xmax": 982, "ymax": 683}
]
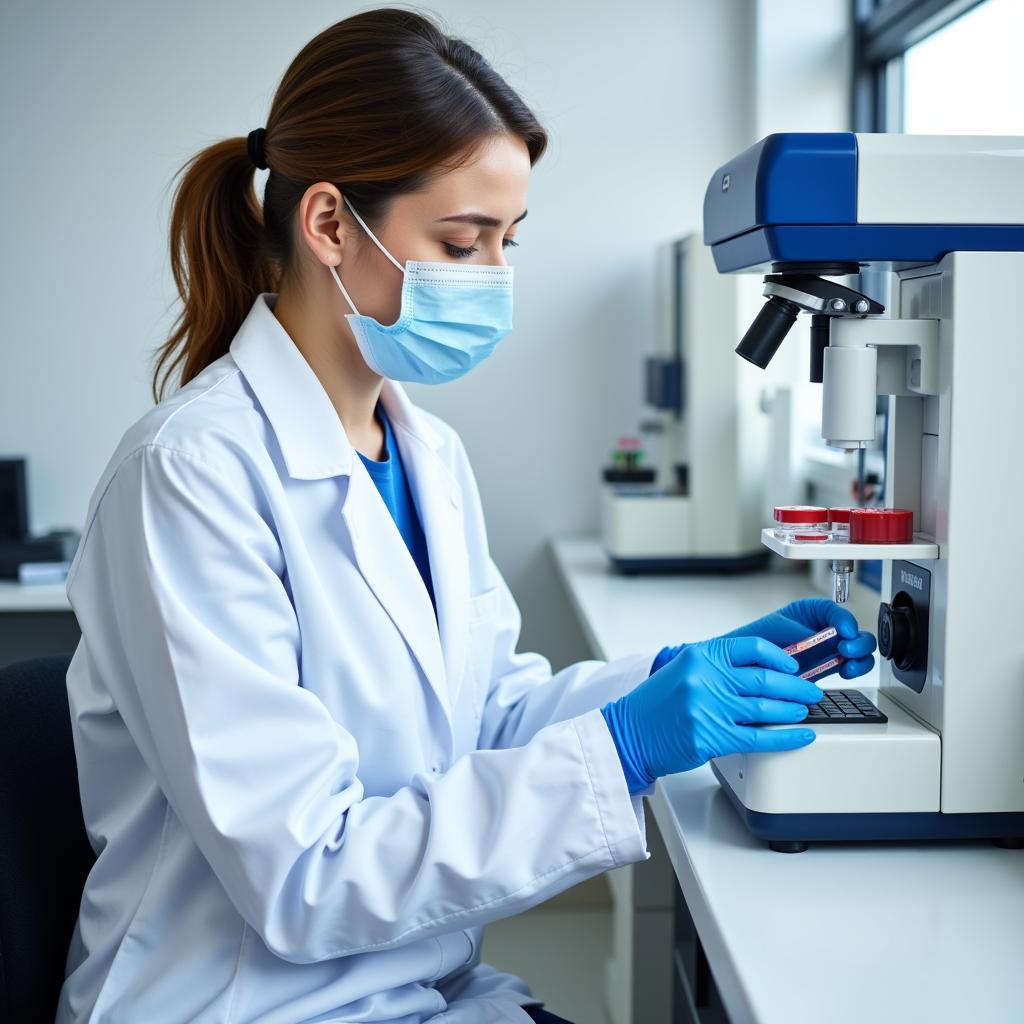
[{"xmin": 57, "ymin": 9, "xmax": 875, "ymax": 1023}]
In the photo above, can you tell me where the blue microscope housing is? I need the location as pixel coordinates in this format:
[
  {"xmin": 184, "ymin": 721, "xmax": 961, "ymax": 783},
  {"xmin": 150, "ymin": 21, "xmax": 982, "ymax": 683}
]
[{"xmin": 703, "ymin": 132, "xmax": 1024, "ymax": 272}]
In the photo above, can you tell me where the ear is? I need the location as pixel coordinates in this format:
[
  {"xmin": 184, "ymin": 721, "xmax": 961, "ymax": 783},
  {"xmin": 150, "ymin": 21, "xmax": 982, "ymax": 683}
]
[{"xmin": 296, "ymin": 182, "xmax": 351, "ymax": 267}]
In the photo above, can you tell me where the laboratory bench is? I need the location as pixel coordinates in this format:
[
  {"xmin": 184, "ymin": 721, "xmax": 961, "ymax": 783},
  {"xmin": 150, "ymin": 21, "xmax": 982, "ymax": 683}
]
[
  {"xmin": 551, "ymin": 536, "xmax": 1024, "ymax": 1024},
  {"xmin": 0, "ymin": 580, "xmax": 79, "ymax": 668}
]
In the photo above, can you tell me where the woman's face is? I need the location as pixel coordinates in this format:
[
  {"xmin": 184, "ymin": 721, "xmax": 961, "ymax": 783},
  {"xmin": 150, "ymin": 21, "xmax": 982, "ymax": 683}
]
[{"xmin": 301, "ymin": 132, "xmax": 531, "ymax": 329}]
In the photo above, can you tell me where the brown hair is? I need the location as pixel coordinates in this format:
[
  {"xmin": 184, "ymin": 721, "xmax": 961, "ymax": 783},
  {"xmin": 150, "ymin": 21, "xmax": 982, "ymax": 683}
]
[{"xmin": 153, "ymin": 7, "xmax": 548, "ymax": 400}]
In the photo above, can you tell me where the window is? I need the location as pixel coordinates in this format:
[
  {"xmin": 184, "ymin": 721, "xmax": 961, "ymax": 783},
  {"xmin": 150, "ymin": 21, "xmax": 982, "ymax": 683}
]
[
  {"xmin": 853, "ymin": 0, "xmax": 1024, "ymax": 133},
  {"xmin": 902, "ymin": 0, "xmax": 1024, "ymax": 133},
  {"xmin": 844, "ymin": 0, "xmax": 1021, "ymax": 595}
]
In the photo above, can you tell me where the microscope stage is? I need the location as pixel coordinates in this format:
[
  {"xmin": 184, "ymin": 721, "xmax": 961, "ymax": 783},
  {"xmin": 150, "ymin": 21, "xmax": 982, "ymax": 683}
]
[{"xmin": 760, "ymin": 528, "xmax": 938, "ymax": 562}]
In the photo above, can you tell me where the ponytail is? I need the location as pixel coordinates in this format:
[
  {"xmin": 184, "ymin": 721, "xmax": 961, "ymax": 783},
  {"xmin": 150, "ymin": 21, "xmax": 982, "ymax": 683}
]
[
  {"xmin": 153, "ymin": 8, "xmax": 548, "ymax": 402},
  {"xmin": 153, "ymin": 138, "xmax": 276, "ymax": 400}
]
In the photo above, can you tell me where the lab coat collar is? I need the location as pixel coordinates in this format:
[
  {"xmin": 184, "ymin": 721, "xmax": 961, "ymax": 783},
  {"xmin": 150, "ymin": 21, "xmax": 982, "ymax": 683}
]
[
  {"xmin": 230, "ymin": 294, "xmax": 353, "ymax": 479},
  {"xmin": 229, "ymin": 293, "xmax": 444, "ymax": 480}
]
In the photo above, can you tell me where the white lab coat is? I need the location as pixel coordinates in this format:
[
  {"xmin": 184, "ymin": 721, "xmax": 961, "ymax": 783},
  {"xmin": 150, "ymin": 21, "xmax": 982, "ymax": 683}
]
[{"xmin": 57, "ymin": 293, "xmax": 655, "ymax": 1024}]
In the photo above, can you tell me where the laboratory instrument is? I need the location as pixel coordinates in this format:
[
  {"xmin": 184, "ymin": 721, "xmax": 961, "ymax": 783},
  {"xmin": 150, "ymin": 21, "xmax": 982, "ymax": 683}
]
[
  {"xmin": 601, "ymin": 234, "xmax": 768, "ymax": 572},
  {"xmin": 703, "ymin": 132, "xmax": 1024, "ymax": 851},
  {"xmin": 604, "ymin": 436, "xmax": 655, "ymax": 483}
]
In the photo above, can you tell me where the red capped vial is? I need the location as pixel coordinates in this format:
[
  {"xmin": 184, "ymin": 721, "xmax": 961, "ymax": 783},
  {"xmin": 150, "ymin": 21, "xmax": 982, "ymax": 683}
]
[
  {"xmin": 773, "ymin": 506, "xmax": 829, "ymax": 541},
  {"xmin": 828, "ymin": 507, "xmax": 853, "ymax": 541},
  {"xmin": 849, "ymin": 508, "xmax": 914, "ymax": 544}
]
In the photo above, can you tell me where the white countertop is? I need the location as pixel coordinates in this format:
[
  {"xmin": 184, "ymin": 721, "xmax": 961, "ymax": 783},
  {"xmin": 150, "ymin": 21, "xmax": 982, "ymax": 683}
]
[
  {"xmin": 552, "ymin": 537, "xmax": 1024, "ymax": 1024},
  {"xmin": 551, "ymin": 536, "xmax": 819, "ymax": 661},
  {"xmin": 0, "ymin": 580, "xmax": 72, "ymax": 611}
]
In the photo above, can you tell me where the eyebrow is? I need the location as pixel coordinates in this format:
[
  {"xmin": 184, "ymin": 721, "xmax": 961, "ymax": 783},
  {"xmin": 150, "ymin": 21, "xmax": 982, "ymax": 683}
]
[{"xmin": 435, "ymin": 209, "xmax": 528, "ymax": 228}]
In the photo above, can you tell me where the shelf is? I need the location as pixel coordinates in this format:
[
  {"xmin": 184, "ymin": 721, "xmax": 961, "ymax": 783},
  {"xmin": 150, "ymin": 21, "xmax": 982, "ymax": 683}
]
[{"xmin": 761, "ymin": 528, "xmax": 939, "ymax": 562}]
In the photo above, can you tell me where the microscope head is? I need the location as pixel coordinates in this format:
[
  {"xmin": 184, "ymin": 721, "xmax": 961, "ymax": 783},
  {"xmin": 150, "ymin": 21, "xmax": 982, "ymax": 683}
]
[
  {"xmin": 736, "ymin": 263, "xmax": 884, "ymax": 371},
  {"xmin": 703, "ymin": 132, "xmax": 1024, "ymax": 450}
]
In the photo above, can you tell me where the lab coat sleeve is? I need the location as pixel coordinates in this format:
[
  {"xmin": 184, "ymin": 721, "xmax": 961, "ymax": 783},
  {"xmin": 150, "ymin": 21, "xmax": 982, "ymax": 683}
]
[
  {"xmin": 475, "ymin": 563, "xmax": 659, "ymax": 752},
  {"xmin": 68, "ymin": 443, "xmax": 648, "ymax": 965},
  {"xmin": 447, "ymin": 433, "xmax": 658, "ymax": 753}
]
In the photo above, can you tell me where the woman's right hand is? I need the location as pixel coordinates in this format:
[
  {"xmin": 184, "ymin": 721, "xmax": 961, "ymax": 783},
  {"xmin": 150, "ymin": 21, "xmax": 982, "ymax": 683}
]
[{"xmin": 600, "ymin": 637, "xmax": 822, "ymax": 794}]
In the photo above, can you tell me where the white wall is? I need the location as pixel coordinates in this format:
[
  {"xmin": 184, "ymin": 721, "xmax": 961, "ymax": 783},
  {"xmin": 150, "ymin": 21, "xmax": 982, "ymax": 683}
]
[
  {"xmin": 1, "ymin": 1, "xmax": 757, "ymax": 667},
  {"xmin": 742, "ymin": 0, "xmax": 853, "ymax": 459},
  {"xmin": 754, "ymin": 0, "xmax": 851, "ymax": 136}
]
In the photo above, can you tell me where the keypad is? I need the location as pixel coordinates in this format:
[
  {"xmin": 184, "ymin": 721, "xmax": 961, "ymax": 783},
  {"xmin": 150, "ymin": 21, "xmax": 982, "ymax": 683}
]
[{"xmin": 805, "ymin": 689, "xmax": 888, "ymax": 724}]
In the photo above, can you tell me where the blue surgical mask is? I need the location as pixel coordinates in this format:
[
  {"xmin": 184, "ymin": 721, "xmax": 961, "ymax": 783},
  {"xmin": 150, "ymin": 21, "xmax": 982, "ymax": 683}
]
[{"xmin": 329, "ymin": 197, "xmax": 514, "ymax": 385}]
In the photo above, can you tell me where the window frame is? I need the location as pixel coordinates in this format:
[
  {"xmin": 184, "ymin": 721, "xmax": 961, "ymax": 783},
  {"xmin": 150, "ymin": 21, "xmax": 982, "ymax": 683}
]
[{"xmin": 851, "ymin": 0, "xmax": 987, "ymax": 131}]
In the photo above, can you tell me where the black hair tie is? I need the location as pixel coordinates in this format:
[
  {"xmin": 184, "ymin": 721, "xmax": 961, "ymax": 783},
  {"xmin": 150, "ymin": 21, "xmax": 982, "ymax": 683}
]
[{"xmin": 247, "ymin": 127, "xmax": 268, "ymax": 170}]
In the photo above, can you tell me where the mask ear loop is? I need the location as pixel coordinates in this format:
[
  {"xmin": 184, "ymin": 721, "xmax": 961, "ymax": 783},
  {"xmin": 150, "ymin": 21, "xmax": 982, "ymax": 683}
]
[
  {"xmin": 330, "ymin": 195, "xmax": 406, "ymax": 316},
  {"xmin": 343, "ymin": 196, "xmax": 405, "ymax": 273},
  {"xmin": 329, "ymin": 264, "xmax": 360, "ymax": 317}
]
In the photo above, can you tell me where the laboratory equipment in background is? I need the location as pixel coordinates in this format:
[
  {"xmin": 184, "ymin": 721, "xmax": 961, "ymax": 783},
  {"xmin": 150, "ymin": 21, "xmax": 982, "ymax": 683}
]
[
  {"xmin": 601, "ymin": 234, "xmax": 770, "ymax": 573},
  {"xmin": 604, "ymin": 436, "xmax": 656, "ymax": 485},
  {"xmin": 0, "ymin": 459, "xmax": 78, "ymax": 581},
  {"xmin": 703, "ymin": 132, "xmax": 1024, "ymax": 851}
]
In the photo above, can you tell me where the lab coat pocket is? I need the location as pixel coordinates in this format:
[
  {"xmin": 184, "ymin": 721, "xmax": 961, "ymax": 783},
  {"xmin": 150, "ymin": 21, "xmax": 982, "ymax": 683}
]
[{"xmin": 466, "ymin": 586, "xmax": 499, "ymax": 626}]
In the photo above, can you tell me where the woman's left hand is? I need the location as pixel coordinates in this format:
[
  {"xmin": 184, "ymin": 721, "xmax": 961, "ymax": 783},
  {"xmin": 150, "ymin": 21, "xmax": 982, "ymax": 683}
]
[
  {"xmin": 720, "ymin": 598, "xmax": 876, "ymax": 682},
  {"xmin": 651, "ymin": 598, "xmax": 877, "ymax": 682}
]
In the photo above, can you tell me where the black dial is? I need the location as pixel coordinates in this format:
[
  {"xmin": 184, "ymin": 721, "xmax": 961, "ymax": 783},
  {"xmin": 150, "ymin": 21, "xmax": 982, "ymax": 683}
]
[{"xmin": 878, "ymin": 593, "xmax": 918, "ymax": 671}]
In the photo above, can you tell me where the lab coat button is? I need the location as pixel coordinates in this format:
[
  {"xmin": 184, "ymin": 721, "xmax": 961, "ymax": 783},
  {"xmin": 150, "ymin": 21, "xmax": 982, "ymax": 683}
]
[
  {"xmin": 450, "ymin": 490, "xmax": 460, "ymax": 509},
  {"xmin": 431, "ymin": 765, "xmax": 442, "ymax": 775}
]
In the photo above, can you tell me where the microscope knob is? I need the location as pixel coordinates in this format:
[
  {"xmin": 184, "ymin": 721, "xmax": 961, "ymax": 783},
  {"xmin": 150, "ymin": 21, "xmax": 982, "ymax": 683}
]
[{"xmin": 878, "ymin": 597, "xmax": 917, "ymax": 671}]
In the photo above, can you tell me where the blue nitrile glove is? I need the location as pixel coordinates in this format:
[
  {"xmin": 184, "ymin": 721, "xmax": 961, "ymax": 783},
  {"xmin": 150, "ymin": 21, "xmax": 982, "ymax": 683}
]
[
  {"xmin": 649, "ymin": 599, "xmax": 876, "ymax": 680},
  {"xmin": 650, "ymin": 644, "xmax": 684, "ymax": 675},
  {"xmin": 602, "ymin": 637, "xmax": 821, "ymax": 794},
  {"xmin": 720, "ymin": 598, "xmax": 876, "ymax": 682}
]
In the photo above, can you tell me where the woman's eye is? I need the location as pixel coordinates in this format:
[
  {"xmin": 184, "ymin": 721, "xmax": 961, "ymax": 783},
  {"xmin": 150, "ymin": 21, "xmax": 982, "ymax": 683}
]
[
  {"xmin": 442, "ymin": 238, "xmax": 520, "ymax": 259},
  {"xmin": 443, "ymin": 242, "xmax": 478, "ymax": 258}
]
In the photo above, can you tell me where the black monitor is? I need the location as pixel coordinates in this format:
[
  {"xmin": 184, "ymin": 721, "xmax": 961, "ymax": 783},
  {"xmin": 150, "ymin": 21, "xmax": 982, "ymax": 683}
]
[{"xmin": 0, "ymin": 459, "xmax": 29, "ymax": 542}]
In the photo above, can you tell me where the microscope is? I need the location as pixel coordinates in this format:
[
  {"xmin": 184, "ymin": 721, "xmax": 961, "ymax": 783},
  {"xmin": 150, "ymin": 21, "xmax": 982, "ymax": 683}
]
[{"xmin": 702, "ymin": 133, "xmax": 1024, "ymax": 851}]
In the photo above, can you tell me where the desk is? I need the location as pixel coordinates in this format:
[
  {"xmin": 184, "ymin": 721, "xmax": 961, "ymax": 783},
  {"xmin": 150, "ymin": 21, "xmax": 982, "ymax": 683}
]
[
  {"xmin": 0, "ymin": 581, "xmax": 78, "ymax": 667},
  {"xmin": 552, "ymin": 537, "xmax": 1023, "ymax": 1024}
]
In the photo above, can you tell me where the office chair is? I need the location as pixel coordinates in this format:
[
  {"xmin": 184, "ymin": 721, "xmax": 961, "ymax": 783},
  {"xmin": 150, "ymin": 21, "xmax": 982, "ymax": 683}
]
[{"xmin": 0, "ymin": 655, "xmax": 96, "ymax": 1023}]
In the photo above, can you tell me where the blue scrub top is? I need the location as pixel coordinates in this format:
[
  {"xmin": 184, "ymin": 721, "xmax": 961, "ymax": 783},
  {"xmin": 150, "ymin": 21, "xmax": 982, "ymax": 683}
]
[{"xmin": 357, "ymin": 406, "xmax": 437, "ymax": 616}]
